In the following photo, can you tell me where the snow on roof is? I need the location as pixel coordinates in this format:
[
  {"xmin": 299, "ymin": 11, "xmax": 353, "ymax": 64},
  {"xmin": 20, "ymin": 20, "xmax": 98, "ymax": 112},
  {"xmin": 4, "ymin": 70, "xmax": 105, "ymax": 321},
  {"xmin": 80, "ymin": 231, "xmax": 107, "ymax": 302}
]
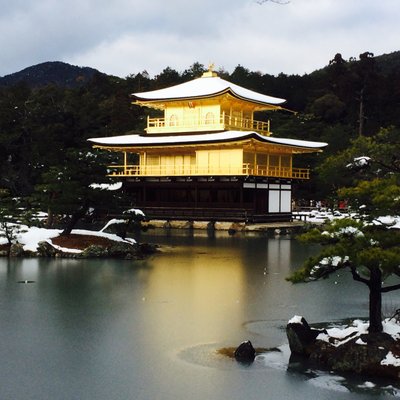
[
  {"xmin": 88, "ymin": 130, "xmax": 328, "ymax": 150},
  {"xmin": 132, "ymin": 75, "xmax": 286, "ymax": 106}
]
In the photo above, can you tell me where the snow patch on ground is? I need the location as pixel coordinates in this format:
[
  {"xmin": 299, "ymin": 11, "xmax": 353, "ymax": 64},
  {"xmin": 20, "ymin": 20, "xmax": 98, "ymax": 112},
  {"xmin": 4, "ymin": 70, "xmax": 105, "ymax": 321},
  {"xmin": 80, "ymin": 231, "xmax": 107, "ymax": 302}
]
[{"xmin": 0, "ymin": 225, "xmax": 136, "ymax": 252}]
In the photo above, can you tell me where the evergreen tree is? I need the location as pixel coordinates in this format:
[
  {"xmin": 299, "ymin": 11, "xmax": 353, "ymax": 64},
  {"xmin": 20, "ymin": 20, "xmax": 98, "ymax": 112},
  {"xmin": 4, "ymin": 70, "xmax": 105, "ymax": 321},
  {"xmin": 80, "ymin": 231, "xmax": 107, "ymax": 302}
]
[
  {"xmin": 30, "ymin": 148, "xmax": 118, "ymax": 233},
  {"xmin": 288, "ymin": 127, "xmax": 400, "ymax": 333}
]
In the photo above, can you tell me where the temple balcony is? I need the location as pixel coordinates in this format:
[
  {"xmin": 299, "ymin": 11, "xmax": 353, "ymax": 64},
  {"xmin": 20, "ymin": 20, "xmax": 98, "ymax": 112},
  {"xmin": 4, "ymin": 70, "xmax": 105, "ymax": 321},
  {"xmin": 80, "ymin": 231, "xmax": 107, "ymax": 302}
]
[
  {"xmin": 146, "ymin": 113, "xmax": 271, "ymax": 136},
  {"xmin": 106, "ymin": 163, "xmax": 310, "ymax": 179}
]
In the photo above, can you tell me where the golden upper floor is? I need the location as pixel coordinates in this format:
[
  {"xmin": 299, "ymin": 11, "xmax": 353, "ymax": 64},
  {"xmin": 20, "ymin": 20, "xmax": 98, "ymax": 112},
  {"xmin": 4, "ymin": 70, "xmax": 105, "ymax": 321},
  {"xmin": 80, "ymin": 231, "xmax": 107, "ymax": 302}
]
[
  {"xmin": 146, "ymin": 111, "xmax": 271, "ymax": 135},
  {"xmin": 132, "ymin": 68, "xmax": 285, "ymax": 136}
]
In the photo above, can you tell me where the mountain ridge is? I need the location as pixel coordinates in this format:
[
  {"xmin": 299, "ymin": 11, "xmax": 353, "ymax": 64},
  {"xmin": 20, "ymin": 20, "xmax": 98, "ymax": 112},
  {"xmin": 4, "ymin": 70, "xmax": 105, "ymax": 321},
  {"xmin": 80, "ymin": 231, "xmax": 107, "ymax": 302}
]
[
  {"xmin": 0, "ymin": 61, "xmax": 103, "ymax": 88},
  {"xmin": 1, "ymin": 51, "xmax": 400, "ymax": 89}
]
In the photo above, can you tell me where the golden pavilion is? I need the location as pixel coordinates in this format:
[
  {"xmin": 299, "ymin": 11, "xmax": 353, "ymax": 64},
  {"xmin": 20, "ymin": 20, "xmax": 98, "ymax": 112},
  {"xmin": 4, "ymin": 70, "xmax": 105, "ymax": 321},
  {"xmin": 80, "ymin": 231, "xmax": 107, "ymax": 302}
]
[{"xmin": 89, "ymin": 67, "xmax": 327, "ymax": 222}]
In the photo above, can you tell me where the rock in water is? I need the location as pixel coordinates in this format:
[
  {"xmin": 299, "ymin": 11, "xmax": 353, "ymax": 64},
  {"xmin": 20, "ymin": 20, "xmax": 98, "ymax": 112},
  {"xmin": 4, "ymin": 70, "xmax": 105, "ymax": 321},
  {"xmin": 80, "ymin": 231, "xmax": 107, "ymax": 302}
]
[
  {"xmin": 234, "ymin": 340, "xmax": 256, "ymax": 363},
  {"xmin": 286, "ymin": 315, "xmax": 327, "ymax": 356}
]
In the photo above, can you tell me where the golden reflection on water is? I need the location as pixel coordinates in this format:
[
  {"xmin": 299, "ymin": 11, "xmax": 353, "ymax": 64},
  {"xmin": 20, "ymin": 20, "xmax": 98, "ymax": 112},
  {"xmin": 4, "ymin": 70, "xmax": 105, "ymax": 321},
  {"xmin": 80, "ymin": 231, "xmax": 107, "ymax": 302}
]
[
  {"xmin": 139, "ymin": 234, "xmax": 294, "ymax": 343},
  {"xmin": 144, "ymin": 243, "xmax": 246, "ymax": 337}
]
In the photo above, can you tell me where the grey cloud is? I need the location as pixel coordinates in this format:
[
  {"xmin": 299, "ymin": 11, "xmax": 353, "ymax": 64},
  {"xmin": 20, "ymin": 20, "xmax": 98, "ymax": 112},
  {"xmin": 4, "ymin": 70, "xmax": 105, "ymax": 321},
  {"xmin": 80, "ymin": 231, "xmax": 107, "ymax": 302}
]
[{"xmin": 0, "ymin": 0, "xmax": 399, "ymax": 77}]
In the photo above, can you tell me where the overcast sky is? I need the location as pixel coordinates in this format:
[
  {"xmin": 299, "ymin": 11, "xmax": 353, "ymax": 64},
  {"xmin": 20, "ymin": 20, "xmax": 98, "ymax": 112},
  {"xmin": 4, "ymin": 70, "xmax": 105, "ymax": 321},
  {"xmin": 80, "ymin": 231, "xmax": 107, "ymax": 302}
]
[{"xmin": 1, "ymin": 0, "xmax": 399, "ymax": 78}]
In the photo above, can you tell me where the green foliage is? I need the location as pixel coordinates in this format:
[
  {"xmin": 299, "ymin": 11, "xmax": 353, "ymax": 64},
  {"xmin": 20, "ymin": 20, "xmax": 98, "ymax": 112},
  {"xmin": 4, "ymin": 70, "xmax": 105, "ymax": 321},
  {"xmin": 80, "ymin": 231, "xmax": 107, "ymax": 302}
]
[
  {"xmin": 290, "ymin": 123, "xmax": 400, "ymax": 332},
  {"xmin": 340, "ymin": 176, "xmax": 400, "ymax": 218},
  {"xmin": 310, "ymin": 93, "xmax": 346, "ymax": 123},
  {"xmin": 316, "ymin": 126, "xmax": 400, "ymax": 203},
  {"xmin": 290, "ymin": 218, "xmax": 400, "ymax": 283},
  {"xmin": 30, "ymin": 147, "xmax": 118, "ymax": 229},
  {"xmin": 0, "ymin": 189, "xmax": 30, "ymax": 244}
]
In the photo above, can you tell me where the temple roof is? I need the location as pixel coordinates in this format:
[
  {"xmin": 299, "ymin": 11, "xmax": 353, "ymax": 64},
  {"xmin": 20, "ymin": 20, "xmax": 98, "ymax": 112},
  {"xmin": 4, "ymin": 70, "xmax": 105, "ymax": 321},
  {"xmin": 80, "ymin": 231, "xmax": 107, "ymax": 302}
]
[
  {"xmin": 132, "ymin": 74, "xmax": 286, "ymax": 107},
  {"xmin": 89, "ymin": 131, "xmax": 327, "ymax": 152}
]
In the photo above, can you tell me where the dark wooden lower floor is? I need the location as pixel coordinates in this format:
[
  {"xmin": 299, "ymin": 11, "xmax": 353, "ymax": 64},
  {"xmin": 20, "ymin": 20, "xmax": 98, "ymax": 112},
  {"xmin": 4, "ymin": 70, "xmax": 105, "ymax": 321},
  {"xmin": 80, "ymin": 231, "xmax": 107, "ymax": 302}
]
[{"xmin": 122, "ymin": 175, "xmax": 294, "ymax": 222}]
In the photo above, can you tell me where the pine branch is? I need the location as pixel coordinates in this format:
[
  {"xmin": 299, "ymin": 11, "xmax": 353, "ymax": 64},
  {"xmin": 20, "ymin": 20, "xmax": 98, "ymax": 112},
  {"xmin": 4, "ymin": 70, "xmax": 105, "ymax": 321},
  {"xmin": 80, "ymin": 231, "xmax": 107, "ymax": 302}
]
[
  {"xmin": 349, "ymin": 263, "xmax": 370, "ymax": 286},
  {"xmin": 381, "ymin": 283, "xmax": 400, "ymax": 293}
]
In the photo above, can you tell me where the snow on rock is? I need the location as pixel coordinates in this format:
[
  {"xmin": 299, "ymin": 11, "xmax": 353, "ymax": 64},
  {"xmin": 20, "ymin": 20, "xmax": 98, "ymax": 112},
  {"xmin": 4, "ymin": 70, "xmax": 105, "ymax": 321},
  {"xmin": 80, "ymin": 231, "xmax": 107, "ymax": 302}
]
[
  {"xmin": 383, "ymin": 318, "xmax": 400, "ymax": 340},
  {"xmin": 288, "ymin": 315, "xmax": 304, "ymax": 324},
  {"xmin": 381, "ymin": 351, "xmax": 400, "ymax": 367},
  {"xmin": 316, "ymin": 320, "xmax": 369, "ymax": 346},
  {"xmin": 316, "ymin": 318, "xmax": 400, "ymax": 350}
]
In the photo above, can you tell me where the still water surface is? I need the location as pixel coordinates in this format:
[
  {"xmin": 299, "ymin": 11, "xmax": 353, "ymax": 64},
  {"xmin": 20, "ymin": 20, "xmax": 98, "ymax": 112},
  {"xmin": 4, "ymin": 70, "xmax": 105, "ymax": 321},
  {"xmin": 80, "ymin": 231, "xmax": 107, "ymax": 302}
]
[{"xmin": 0, "ymin": 229, "xmax": 399, "ymax": 399}]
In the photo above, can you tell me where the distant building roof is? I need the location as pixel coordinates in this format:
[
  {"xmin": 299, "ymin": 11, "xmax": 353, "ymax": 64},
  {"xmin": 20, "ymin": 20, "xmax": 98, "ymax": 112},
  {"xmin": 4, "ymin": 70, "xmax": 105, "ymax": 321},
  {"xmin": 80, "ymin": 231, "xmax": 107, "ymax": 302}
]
[
  {"xmin": 132, "ymin": 73, "xmax": 286, "ymax": 107},
  {"xmin": 89, "ymin": 130, "xmax": 327, "ymax": 152}
]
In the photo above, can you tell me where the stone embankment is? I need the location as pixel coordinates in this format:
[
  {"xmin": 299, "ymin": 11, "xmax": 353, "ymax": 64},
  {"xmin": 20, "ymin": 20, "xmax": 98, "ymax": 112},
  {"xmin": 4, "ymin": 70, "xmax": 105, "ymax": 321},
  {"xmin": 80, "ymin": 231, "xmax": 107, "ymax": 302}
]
[
  {"xmin": 141, "ymin": 219, "xmax": 305, "ymax": 234},
  {"xmin": 0, "ymin": 237, "xmax": 158, "ymax": 259}
]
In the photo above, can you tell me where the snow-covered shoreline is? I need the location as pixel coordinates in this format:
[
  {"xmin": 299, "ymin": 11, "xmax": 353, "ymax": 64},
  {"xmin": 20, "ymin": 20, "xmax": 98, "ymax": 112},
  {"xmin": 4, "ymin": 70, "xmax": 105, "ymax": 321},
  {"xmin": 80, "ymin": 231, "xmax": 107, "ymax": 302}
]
[{"xmin": 0, "ymin": 225, "xmax": 136, "ymax": 253}]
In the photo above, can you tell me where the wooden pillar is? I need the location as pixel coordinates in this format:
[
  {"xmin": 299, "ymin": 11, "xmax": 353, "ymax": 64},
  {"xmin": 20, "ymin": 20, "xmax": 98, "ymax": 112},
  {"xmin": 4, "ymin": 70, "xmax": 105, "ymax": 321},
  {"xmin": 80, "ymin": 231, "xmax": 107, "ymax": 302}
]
[
  {"xmin": 123, "ymin": 151, "xmax": 127, "ymax": 175},
  {"xmin": 194, "ymin": 179, "xmax": 198, "ymax": 209},
  {"xmin": 253, "ymin": 181, "xmax": 257, "ymax": 213}
]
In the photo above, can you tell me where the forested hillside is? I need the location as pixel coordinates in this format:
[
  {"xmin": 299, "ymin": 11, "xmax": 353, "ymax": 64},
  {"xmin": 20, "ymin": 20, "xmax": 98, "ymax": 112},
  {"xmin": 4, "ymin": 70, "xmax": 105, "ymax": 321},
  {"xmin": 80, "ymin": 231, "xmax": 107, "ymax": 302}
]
[
  {"xmin": 0, "ymin": 61, "xmax": 102, "ymax": 88},
  {"xmin": 0, "ymin": 51, "xmax": 399, "ymax": 224}
]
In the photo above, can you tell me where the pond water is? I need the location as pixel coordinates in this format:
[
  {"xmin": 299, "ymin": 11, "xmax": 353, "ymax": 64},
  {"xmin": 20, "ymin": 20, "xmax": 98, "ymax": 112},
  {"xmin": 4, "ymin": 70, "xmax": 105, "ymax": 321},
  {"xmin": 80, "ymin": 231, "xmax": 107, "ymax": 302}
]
[{"xmin": 0, "ymin": 229, "xmax": 399, "ymax": 399}]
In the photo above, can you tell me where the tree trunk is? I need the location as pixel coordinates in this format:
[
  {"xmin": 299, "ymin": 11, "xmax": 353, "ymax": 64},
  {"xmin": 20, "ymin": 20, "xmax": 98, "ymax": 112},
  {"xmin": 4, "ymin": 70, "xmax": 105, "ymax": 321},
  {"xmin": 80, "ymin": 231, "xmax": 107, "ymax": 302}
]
[
  {"xmin": 61, "ymin": 206, "xmax": 87, "ymax": 236},
  {"xmin": 358, "ymin": 87, "xmax": 365, "ymax": 137},
  {"xmin": 368, "ymin": 267, "xmax": 383, "ymax": 333},
  {"xmin": 46, "ymin": 207, "xmax": 54, "ymax": 229}
]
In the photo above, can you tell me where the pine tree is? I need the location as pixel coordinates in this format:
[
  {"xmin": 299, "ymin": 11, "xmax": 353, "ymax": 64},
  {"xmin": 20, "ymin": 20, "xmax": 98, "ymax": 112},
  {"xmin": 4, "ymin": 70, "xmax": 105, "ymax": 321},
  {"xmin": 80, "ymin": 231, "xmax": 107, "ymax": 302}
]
[{"xmin": 288, "ymin": 127, "xmax": 400, "ymax": 333}]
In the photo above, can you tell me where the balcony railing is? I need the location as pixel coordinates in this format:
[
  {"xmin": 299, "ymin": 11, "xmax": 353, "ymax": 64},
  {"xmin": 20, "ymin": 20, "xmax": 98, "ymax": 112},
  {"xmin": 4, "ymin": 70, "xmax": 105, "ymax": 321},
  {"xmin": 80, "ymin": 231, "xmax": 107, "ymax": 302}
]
[
  {"xmin": 146, "ymin": 112, "xmax": 271, "ymax": 136},
  {"xmin": 107, "ymin": 163, "xmax": 310, "ymax": 179}
]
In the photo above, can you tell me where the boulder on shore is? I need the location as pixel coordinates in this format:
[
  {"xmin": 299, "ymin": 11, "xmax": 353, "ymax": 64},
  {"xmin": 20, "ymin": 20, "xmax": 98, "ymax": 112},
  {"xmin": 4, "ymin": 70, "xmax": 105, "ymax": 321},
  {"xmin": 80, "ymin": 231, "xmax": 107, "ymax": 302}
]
[
  {"xmin": 9, "ymin": 243, "xmax": 24, "ymax": 257},
  {"xmin": 286, "ymin": 315, "xmax": 327, "ymax": 356}
]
